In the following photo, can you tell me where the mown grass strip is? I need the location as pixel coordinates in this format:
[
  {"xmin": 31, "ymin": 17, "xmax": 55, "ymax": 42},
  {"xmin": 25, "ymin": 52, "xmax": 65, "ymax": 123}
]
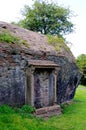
[{"xmin": 0, "ymin": 85, "xmax": 86, "ymax": 130}]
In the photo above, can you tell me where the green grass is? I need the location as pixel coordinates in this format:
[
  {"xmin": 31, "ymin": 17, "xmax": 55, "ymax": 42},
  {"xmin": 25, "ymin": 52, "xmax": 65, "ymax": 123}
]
[
  {"xmin": 0, "ymin": 30, "xmax": 29, "ymax": 47},
  {"xmin": 47, "ymin": 34, "xmax": 70, "ymax": 52},
  {"xmin": 0, "ymin": 85, "xmax": 86, "ymax": 130}
]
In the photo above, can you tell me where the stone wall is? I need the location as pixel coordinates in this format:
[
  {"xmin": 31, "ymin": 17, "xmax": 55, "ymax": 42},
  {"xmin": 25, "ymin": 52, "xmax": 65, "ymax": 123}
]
[
  {"xmin": 0, "ymin": 44, "xmax": 27, "ymax": 106},
  {"xmin": 0, "ymin": 43, "xmax": 81, "ymax": 106},
  {"xmin": 47, "ymin": 55, "xmax": 81, "ymax": 104},
  {"xmin": 0, "ymin": 67, "xmax": 26, "ymax": 106}
]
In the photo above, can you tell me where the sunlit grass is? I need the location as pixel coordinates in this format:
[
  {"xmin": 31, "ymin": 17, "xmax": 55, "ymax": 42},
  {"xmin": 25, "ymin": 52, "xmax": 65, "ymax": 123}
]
[
  {"xmin": 0, "ymin": 30, "xmax": 29, "ymax": 48},
  {"xmin": 0, "ymin": 85, "xmax": 86, "ymax": 130}
]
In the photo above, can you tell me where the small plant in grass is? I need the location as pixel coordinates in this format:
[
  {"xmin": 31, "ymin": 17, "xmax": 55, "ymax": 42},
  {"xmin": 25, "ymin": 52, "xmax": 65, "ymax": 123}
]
[
  {"xmin": 21, "ymin": 105, "xmax": 35, "ymax": 113},
  {"xmin": 0, "ymin": 30, "xmax": 29, "ymax": 47},
  {"xmin": 60, "ymin": 104, "xmax": 65, "ymax": 109}
]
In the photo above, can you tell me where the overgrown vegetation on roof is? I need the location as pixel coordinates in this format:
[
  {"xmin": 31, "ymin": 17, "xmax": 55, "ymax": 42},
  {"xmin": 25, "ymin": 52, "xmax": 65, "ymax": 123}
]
[
  {"xmin": 0, "ymin": 30, "xmax": 29, "ymax": 48},
  {"xmin": 47, "ymin": 35, "xmax": 70, "ymax": 52}
]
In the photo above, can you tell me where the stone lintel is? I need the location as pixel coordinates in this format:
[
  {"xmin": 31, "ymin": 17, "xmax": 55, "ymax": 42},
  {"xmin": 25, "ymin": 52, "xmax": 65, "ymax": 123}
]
[{"xmin": 28, "ymin": 60, "xmax": 59, "ymax": 68}]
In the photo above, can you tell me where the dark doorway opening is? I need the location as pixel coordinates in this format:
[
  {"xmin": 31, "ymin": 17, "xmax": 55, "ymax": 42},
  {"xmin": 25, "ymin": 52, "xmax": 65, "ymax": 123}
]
[{"xmin": 34, "ymin": 68, "xmax": 54, "ymax": 108}]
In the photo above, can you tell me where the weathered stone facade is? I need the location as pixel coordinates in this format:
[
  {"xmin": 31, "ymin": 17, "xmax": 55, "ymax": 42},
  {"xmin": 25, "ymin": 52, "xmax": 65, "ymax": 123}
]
[
  {"xmin": 26, "ymin": 60, "xmax": 59, "ymax": 109},
  {"xmin": 0, "ymin": 22, "xmax": 81, "ymax": 108}
]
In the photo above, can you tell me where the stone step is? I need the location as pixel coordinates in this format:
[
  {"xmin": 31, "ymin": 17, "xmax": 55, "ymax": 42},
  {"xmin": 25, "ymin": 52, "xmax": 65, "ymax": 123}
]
[{"xmin": 35, "ymin": 105, "xmax": 62, "ymax": 118}]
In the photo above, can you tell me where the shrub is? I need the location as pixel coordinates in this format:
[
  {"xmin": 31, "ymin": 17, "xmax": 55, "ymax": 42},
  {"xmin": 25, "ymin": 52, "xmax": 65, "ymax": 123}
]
[
  {"xmin": 0, "ymin": 105, "xmax": 14, "ymax": 114},
  {"xmin": 21, "ymin": 105, "xmax": 35, "ymax": 113},
  {"xmin": 76, "ymin": 54, "xmax": 86, "ymax": 86}
]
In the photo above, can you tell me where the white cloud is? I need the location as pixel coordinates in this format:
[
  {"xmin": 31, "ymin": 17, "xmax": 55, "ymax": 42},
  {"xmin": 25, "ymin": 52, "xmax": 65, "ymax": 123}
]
[
  {"xmin": 66, "ymin": 17, "xmax": 86, "ymax": 57},
  {"xmin": 0, "ymin": 0, "xmax": 33, "ymax": 22}
]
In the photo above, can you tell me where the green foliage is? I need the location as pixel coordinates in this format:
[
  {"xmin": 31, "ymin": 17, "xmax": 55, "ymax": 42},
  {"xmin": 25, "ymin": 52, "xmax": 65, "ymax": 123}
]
[
  {"xmin": 76, "ymin": 54, "xmax": 86, "ymax": 85},
  {"xmin": 0, "ymin": 105, "xmax": 14, "ymax": 114},
  {"xmin": 0, "ymin": 85, "xmax": 86, "ymax": 130},
  {"xmin": 76, "ymin": 54, "xmax": 86, "ymax": 71},
  {"xmin": 0, "ymin": 31, "xmax": 19, "ymax": 44},
  {"xmin": 18, "ymin": 0, "xmax": 74, "ymax": 37},
  {"xmin": 47, "ymin": 34, "xmax": 65, "ymax": 43},
  {"xmin": 21, "ymin": 105, "xmax": 35, "ymax": 113},
  {"xmin": 47, "ymin": 35, "xmax": 70, "ymax": 51},
  {"xmin": 0, "ymin": 31, "xmax": 29, "ymax": 47}
]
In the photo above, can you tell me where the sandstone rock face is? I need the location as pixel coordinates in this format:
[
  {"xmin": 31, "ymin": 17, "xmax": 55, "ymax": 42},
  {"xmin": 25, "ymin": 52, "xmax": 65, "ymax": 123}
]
[{"xmin": 0, "ymin": 22, "xmax": 81, "ymax": 107}]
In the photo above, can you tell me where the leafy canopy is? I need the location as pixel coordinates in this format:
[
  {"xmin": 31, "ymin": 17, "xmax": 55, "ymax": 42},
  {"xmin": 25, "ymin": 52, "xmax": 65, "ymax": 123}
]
[
  {"xmin": 76, "ymin": 54, "xmax": 86, "ymax": 85},
  {"xmin": 76, "ymin": 54, "xmax": 86, "ymax": 71},
  {"xmin": 18, "ymin": 0, "xmax": 74, "ymax": 37}
]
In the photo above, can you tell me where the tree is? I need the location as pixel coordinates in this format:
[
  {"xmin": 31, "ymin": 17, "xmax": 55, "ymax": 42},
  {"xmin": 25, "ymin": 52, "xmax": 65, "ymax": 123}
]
[
  {"xmin": 76, "ymin": 54, "xmax": 86, "ymax": 86},
  {"xmin": 18, "ymin": 0, "xmax": 74, "ymax": 37}
]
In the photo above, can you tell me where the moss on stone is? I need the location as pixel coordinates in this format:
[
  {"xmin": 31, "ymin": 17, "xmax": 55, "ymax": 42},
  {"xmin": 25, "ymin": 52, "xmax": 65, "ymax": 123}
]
[
  {"xmin": 0, "ymin": 30, "xmax": 29, "ymax": 48},
  {"xmin": 47, "ymin": 35, "xmax": 70, "ymax": 52}
]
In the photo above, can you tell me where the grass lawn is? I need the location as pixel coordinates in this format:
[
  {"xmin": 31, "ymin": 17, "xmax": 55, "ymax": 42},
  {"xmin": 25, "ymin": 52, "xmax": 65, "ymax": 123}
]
[{"xmin": 0, "ymin": 85, "xmax": 86, "ymax": 130}]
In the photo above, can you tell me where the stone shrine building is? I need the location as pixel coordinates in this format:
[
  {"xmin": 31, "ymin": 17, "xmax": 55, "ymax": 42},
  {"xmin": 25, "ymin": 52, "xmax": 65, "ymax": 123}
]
[{"xmin": 0, "ymin": 22, "xmax": 81, "ymax": 116}]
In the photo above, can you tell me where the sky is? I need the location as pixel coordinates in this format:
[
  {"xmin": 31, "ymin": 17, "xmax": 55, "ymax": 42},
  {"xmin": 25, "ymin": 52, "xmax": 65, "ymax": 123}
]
[{"xmin": 0, "ymin": 0, "xmax": 86, "ymax": 57}]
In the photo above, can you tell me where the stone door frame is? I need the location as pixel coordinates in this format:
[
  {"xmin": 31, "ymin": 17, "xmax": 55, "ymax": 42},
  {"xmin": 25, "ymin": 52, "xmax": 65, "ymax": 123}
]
[{"xmin": 26, "ymin": 60, "xmax": 59, "ymax": 108}]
